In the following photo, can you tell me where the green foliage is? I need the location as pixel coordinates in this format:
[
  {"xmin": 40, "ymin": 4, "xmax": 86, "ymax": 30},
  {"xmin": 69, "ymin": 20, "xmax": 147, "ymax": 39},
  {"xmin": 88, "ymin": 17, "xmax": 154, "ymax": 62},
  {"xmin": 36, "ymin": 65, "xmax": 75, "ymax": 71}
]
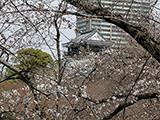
[
  {"xmin": 14, "ymin": 48, "xmax": 53, "ymax": 71},
  {"xmin": 5, "ymin": 48, "xmax": 53, "ymax": 78}
]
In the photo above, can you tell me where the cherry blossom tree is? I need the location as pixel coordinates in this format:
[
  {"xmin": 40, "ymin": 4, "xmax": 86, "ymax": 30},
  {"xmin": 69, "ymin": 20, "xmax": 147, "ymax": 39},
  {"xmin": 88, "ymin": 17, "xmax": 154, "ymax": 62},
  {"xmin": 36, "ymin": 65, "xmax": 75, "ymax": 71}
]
[{"xmin": 0, "ymin": 0, "xmax": 160, "ymax": 120}]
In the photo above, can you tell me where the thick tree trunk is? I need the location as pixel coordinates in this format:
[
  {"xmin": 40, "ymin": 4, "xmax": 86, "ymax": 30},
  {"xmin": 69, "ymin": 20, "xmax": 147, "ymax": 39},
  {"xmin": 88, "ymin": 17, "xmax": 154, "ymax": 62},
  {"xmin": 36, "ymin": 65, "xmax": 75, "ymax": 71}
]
[{"xmin": 65, "ymin": 0, "xmax": 160, "ymax": 63}]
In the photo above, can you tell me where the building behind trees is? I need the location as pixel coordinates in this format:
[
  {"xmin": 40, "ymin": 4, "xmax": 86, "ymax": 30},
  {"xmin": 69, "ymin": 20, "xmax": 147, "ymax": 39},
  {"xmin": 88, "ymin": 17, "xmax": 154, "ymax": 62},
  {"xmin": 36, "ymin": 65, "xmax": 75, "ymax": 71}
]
[{"xmin": 76, "ymin": 0, "xmax": 151, "ymax": 47}]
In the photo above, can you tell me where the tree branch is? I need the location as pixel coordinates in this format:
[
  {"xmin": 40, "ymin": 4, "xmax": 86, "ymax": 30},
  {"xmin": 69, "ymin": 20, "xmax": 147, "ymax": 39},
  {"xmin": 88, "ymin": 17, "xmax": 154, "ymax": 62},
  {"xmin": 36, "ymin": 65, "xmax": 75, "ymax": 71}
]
[{"xmin": 102, "ymin": 92, "xmax": 159, "ymax": 120}]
